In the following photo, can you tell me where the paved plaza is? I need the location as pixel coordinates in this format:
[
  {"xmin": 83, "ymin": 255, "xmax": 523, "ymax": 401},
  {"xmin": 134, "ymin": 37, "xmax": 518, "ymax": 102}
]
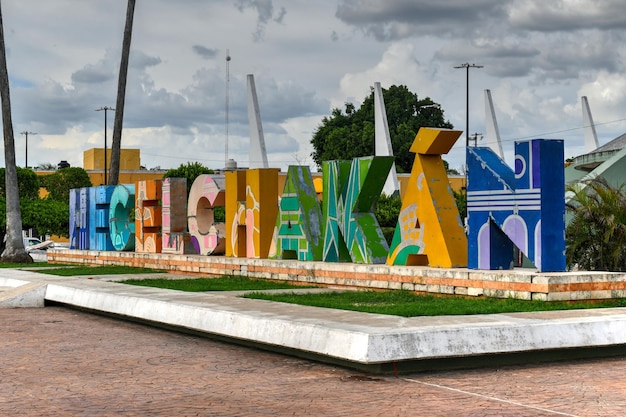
[{"xmin": 2, "ymin": 307, "xmax": 626, "ymax": 416}]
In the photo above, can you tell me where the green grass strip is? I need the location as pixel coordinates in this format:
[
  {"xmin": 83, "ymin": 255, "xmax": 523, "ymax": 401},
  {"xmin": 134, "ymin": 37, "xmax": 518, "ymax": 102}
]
[
  {"xmin": 244, "ymin": 290, "xmax": 626, "ymax": 317},
  {"xmin": 36, "ymin": 265, "xmax": 161, "ymax": 276},
  {"xmin": 121, "ymin": 276, "xmax": 316, "ymax": 292},
  {"xmin": 0, "ymin": 262, "xmax": 72, "ymax": 269}
]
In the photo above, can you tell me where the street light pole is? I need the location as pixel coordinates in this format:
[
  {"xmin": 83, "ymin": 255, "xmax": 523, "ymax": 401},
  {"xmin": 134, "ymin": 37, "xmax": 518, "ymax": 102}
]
[
  {"xmin": 454, "ymin": 63, "xmax": 483, "ymax": 147},
  {"xmin": 96, "ymin": 106, "xmax": 115, "ymax": 185},
  {"xmin": 20, "ymin": 131, "xmax": 37, "ymax": 168}
]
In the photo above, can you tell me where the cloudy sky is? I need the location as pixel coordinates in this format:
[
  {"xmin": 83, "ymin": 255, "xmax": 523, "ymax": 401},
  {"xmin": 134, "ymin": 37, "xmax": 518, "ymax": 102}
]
[{"xmin": 3, "ymin": 0, "xmax": 626, "ymax": 173}]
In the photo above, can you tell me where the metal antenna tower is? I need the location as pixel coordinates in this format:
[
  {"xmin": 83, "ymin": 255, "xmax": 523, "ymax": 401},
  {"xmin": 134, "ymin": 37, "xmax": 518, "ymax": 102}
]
[{"xmin": 225, "ymin": 49, "xmax": 231, "ymax": 166}]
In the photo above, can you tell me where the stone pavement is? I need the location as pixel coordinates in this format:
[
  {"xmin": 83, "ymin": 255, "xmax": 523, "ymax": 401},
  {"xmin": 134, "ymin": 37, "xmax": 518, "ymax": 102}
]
[
  {"xmin": 3, "ymin": 268, "xmax": 626, "ymax": 373},
  {"xmin": 2, "ymin": 307, "xmax": 626, "ymax": 416}
]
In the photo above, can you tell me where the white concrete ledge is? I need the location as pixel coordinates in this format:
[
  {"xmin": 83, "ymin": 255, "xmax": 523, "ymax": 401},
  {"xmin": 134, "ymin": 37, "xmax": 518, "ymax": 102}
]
[
  {"xmin": 0, "ymin": 281, "xmax": 46, "ymax": 308},
  {"xmin": 39, "ymin": 275, "xmax": 626, "ymax": 364},
  {"xmin": 3, "ymin": 269, "xmax": 626, "ymax": 367}
]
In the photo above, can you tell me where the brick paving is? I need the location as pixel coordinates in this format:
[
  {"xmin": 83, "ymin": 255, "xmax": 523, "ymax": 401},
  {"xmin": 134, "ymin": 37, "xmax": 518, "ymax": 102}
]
[{"xmin": 2, "ymin": 307, "xmax": 625, "ymax": 417}]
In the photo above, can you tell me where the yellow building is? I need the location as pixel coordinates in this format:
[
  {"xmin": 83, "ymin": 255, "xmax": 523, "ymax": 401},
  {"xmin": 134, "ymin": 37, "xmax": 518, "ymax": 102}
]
[
  {"xmin": 83, "ymin": 148, "xmax": 166, "ymax": 186},
  {"xmin": 83, "ymin": 148, "xmax": 140, "ymax": 170}
]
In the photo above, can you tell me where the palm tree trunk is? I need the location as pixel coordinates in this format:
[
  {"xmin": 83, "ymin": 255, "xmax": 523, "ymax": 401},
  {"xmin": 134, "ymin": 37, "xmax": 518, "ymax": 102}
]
[
  {"xmin": 0, "ymin": 2, "xmax": 31, "ymax": 262},
  {"xmin": 109, "ymin": 0, "xmax": 136, "ymax": 186}
]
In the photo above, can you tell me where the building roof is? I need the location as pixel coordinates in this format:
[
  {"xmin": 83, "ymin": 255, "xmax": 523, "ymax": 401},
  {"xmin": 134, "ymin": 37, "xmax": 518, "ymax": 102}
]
[{"xmin": 594, "ymin": 132, "xmax": 626, "ymax": 153}]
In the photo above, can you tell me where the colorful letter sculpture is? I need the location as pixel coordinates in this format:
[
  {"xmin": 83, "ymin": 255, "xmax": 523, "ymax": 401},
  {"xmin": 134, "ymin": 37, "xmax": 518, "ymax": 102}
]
[
  {"xmin": 69, "ymin": 189, "xmax": 79, "ymax": 249},
  {"xmin": 467, "ymin": 139, "xmax": 565, "ymax": 272},
  {"xmin": 323, "ymin": 156, "xmax": 393, "ymax": 264},
  {"xmin": 187, "ymin": 175, "xmax": 226, "ymax": 255},
  {"xmin": 135, "ymin": 180, "xmax": 162, "ymax": 253},
  {"xmin": 162, "ymin": 178, "xmax": 194, "ymax": 254},
  {"xmin": 387, "ymin": 128, "xmax": 467, "ymax": 268},
  {"xmin": 109, "ymin": 184, "xmax": 136, "ymax": 251},
  {"xmin": 226, "ymin": 168, "xmax": 279, "ymax": 258},
  {"xmin": 269, "ymin": 165, "xmax": 323, "ymax": 261},
  {"xmin": 321, "ymin": 160, "xmax": 352, "ymax": 262},
  {"xmin": 90, "ymin": 185, "xmax": 115, "ymax": 251},
  {"xmin": 69, "ymin": 188, "xmax": 91, "ymax": 250}
]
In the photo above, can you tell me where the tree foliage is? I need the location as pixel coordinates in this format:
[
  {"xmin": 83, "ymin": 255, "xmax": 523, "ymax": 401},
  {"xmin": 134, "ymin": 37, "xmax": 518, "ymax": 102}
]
[
  {"xmin": 0, "ymin": 167, "xmax": 40, "ymax": 200},
  {"xmin": 453, "ymin": 189, "xmax": 467, "ymax": 220},
  {"xmin": 163, "ymin": 162, "xmax": 223, "ymax": 222},
  {"xmin": 163, "ymin": 162, "xmax": 215, "ymax": 194},
  {"xmin": 20, "ymin": 198, "xmax": 70, "ymax": 237},
  {"xmin": 566, "ymin": 178, "xmax": 626, "ymax": 272},
  {"xmin": 311, "ymin": 85, "xmax": 453, "ymax": 173},
  {"xmin": 375, "ymin": 193, "xmax": 402, "ymax": 228},
  {"xmin": 40, "ymin": 167, "xmax": 92, "ymax": 202}
]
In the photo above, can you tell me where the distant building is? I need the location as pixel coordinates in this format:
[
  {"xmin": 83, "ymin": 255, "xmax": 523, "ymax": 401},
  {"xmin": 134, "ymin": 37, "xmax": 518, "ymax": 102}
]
[
  {"xmin": 565, "ymin": 133, "xmax": 626, "ymax": 187},
  {"xmin": 83, "ymin": 148, "xmax": 166, "ymax": 186}
]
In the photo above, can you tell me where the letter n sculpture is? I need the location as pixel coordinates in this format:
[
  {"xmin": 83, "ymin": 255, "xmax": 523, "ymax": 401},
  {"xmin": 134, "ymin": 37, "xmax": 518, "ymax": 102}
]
[{"xmin": 467, "ymin": 139, "xmax": 565, "ymax": 272}]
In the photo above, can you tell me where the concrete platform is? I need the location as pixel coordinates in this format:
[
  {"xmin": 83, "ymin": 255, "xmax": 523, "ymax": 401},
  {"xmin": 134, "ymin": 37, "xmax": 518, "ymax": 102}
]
[
  {"xmin": 2, "ymin": 268, "xmax": 626, "ymax": 373},
  {"xmin": 48, "ymin": 249, "xmax": 626, "ymax": 301}
]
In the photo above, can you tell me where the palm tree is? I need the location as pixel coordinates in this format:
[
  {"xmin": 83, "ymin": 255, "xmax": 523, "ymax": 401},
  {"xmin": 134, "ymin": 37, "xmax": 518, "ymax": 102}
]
[
  {"xmin": 0, "ymin": 2, "xmax": 31, "ymax": 263},
  {"xmin": 566, "ymin": 177, "xmax": 626, "ymax": 271},
  {"xmin": 109, "ymin": 0, "xmax": 136, "ymax": 185}
]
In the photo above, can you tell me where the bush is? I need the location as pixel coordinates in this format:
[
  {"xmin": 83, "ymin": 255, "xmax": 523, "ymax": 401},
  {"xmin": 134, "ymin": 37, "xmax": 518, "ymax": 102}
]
[
  {"xmin": 566, "ymin": 178, "xmax": 626, "ymax": 271},
  {"xmin": 41, "ymin": 167, "xmax": 92, "ymax": 202},
  {"xmin": 375, "ymin": 193, "xmax": 401, "ymax": 228}
]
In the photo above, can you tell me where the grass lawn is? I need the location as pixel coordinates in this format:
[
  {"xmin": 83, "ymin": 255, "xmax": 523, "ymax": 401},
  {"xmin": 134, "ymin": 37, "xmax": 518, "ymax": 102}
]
[
  {"xmin": 36, "ymin": 265, "xmax": 161, "ymax": 276},
  {"xmin": 243, "ymin": 290, "xmax": 626, "ymax": 317},
  {"xmin": 121, "ymin": 276, "xmax": 317, "ymax": 292},
  {"xmin": 13, "ymin": 264, "xmax": 626, "ymax": 317}
]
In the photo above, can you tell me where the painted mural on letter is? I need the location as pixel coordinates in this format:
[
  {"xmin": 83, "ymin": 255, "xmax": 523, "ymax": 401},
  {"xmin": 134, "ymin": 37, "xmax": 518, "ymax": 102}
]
[
  {"xmin": 269, "ymin": 165, "xmax": 323, "ymax": 261},
  {"xmin": 467, "ymin": 139, "xmax": 565, "ymax": 272}
]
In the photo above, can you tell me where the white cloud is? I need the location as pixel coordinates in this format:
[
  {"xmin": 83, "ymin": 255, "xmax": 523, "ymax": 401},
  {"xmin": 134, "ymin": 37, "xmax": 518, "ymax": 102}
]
[{"xmin": 2, "ymin": 0, "xmax": 626, "ymax": 176}]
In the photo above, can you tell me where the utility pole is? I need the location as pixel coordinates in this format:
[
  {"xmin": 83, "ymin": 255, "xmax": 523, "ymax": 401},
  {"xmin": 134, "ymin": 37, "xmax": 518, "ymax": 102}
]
[
  {"xmin": 470, "ymin": 132, "xmax": 483, "ymax": 147},
  {"xmin": 454, "ymin": 63, "xmax": 483, "ymax": 147},
  {"xmin": 20, "ymin": 131, "xmax": 36, "ymax": 168},
  {"xmin": 96, "ymin": 106, "xmax": 115, "ymax": 185}
]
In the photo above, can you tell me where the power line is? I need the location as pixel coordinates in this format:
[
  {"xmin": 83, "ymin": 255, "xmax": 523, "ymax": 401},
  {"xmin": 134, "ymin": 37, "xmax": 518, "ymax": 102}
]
[{"xmin": 500, "ymin": 116, "xmax": 626, "ymax": 144}]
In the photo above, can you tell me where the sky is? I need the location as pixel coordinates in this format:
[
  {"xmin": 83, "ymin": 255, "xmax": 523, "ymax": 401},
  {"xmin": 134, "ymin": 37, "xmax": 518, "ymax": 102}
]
[{"xmin": 3, "ymin": 0, "xmax": 626, "ymax": 173}]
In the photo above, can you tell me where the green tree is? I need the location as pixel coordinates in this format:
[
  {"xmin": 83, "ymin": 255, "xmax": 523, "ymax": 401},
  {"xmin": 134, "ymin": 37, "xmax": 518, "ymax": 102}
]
[
  {"xmin": 375, "ymin": 193, "xmax": 402, "ymax": 228},
  {"xmin": 375, "ymin": 193, "xmax": 402, "ymax": 245},
  {"xmin": 163, "ymin": 162, "xmax": 215, "ymax": 193},
  {"xmin": 0, "ymin": 2, "xmax": 30, "ymax": 263},
  {"xmin": 566, "ymin": 178, "xmax": 626, "ymax": 271},
  {"xmin": 453, "ymin": 189, "xmax": 467, "ymax": 220},
  {"xmin": 163, "ymin": 162, "xmax": 224, "ymax": 222},
  {"xmin": 0, "ymin": 167, "xmax": 40, "ymax": 200},
  {"xmin": 311, "ymin": 85, "xmax": 453, "ymax": 173},
  {"xmin": 21, "ymin": 198, "xmax": 69, "ymax": 238},
  {"xmin": 443, "ymin": 160, "xmax": 461, "ymax": 175},
  {"xmin": 40, "ymin": 167, "xmax": 92, "ymax": 202}
]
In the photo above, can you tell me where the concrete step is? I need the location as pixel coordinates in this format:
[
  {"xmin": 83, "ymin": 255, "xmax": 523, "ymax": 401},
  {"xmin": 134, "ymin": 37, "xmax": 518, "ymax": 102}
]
[{"xmin": 0, "ymin": 282, "xmax": 46, "ymax": 308}]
